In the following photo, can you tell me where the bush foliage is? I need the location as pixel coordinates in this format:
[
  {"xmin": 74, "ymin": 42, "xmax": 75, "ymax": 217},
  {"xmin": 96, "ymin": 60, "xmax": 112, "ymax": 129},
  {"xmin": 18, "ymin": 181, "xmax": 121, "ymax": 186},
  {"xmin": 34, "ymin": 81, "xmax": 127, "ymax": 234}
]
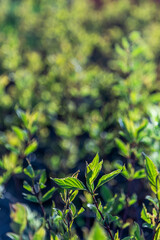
[{"xmin": 1, "ymin": 0, "xmax": 160, "ymax": 239}]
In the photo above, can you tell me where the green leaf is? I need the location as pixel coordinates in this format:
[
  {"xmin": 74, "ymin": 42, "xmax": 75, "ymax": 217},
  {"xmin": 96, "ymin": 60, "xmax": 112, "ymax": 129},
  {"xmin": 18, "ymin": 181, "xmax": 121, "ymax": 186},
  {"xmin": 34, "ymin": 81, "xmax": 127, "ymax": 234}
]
[
  {"xmin": 122, "ymin": 238, "xmax": 134, "ymax": 240},
  {"xmin": 85, "ymin": 154, "xmax": 103, "ymax": 191},
  {"xmin": 119, "ymin": 164, "xmax": 130, "ymax": 180},
  {"xmin": 128, "ymin": 194, "xmax": 137, "ymax": 206},
  {"xmin": 24, "ymin": 164, "xmax": 35, "ymax": 178},
  {"xmin": 70, "ymin": 202, "xmax": 76, "ymax": 216},
  {"xmin": 156, "ymin": 174, "xmax": 160, "ymax": 202},
  {"xmin": 33, "ymin": 226, "xmax": 46, "ymax": 240},
  {"xmin": 59, "ymin": 189, "xmax": 67, "ymax": 202},
  {"xmin": 132, "ymin": 222, "xmax": 144, "ymax": 240},
  {"xmin": 23, "ymin": 181, "xmax": 32, "ymax": 192},
  {"xmin": 70, "ymin": 190, "xmax": 78, "ymax": 202},
  {"xmin": 16, "ymin": 109, "xmax": 28, "ymax": 128},
  {"xmin": 141, "ymin": 204, "xmax": 151, "ymax": 224},
  {"xmin": 143, "ymin": 153, "xmax": 158, "ymax": 193},
  {"xmin": 77, "ymin": 207, "xmax": 85, "ymax": 216},
  {"xmin": 133, "ymin": 169, "xmax": 146, "ymax": 179},
  {"xmin": 6, "ymin": 233, "xmax": 20, "ymax": 240},
  {"xmin": 5, "ymin": 144, "xmax": 20, "ymax": 154},
  {"xmin": 136, "ymin": 119, "xmax": 148, "ymax": 136},
  {"xmin": 145, "ymin": 195, "xmax": 158, "ymax": 207},
  {"xmin": 96, "ymin": 169, "xmax": 122, "ymax": 190},
  {"xmin": 88, "ymin": 222, "xmax": 107, "ymax": 240},
  {"xmin": 114, "ymin": 231, "xmax": 120, "ymax": 240},
  {"xmin": 24, "ymin": 140, "xmax": 38, "ymax": 156},
  {"xmin": 12, "ymin": 126, "xmax": 26, "ymax": 141},
  {"xmin": 10, "ymin": 203, "xmax": 27, "ymax": 235},
  {"xmin": 39, "ymin": 170, "xmax": 47, "ymax": 185},
  {"xmin": 41, "ymin": 187, "xmax": 56, "ymax": 202},
  {"xmin": 107, "ymin": 213, "xmax": 119, "ymax": 224},
  {"xmin": 52, "ymin": 177, "xmax": 86, "ymax": 191},
  {"xmin": 115, "ymin": 138, "xmax": 129, "ymax": 156},
  {"xmin": 86, "ymin": 154, "xmax": 101, "ymax": 181},
  {"xmin": 154, "ymin": 224, "xmax": 160, "ymax": 240},
  {"xmin": 23, "ymin": 193, "xmax": 38, "ymax": 203},
  {"xmin": 142, "ymin": 222, "xmax": 153, "ymax": 229}
]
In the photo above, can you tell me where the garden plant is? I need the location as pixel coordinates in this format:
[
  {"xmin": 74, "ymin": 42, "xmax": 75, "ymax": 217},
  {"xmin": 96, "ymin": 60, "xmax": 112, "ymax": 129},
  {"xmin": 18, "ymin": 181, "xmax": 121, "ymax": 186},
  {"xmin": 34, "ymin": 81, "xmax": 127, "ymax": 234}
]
[{"xmin": 1, "ymin": 0, "xmax": 160, "ymax": 239}]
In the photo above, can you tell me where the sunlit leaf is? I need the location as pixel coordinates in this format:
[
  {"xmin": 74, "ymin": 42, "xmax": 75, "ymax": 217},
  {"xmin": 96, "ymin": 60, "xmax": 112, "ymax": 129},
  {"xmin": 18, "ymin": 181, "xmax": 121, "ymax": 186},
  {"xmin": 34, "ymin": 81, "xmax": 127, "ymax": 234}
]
[
  {"xmin": 88, "ymin": 222, "xmax": 107, "ymax": 240},
  {"xmin": 33, "ymin": 226, "xmax": 46, "ymax": 240},
  {"xmin": 23, "ymin": 181, "xmax": 32, "ymax": 192},
  {"xmin": 143, "ymin": 153, "xmax": 158, "ymax": 193},
  {"xmin": 10, "ymin": 203, "xmax": 27, "ymax": 235},
  {"xmin": 52, "ymin": 177, "xmax": 86, "ymax": 191},
  {"xmin": 24, "ymin": 140, "xmax": 38, "ymax": 156},
  {"xmin": 141, "ymin": 204, "xmax": 152, "ymax": 224},
  {"xmin": 96, "ymin": 169, "xmax": 122, "ymax": 190}
]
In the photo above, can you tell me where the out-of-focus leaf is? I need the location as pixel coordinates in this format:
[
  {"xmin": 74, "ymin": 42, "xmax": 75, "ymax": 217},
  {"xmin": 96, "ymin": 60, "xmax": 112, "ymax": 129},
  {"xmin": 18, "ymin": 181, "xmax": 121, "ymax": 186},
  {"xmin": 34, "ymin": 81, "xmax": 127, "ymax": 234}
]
[
  {"xmin": 33, "ymin": 226, "xmax": 46, "ymax": 240},
  {"xmin": 10, "ymin": 203, "xmax": 27, "ymax": 235},
  {"xmin": 88, "ymin": 222, "xmax": 107, "ymax": 240},
  {"xmin": 6, "ymin": 233, "xmax": 20, "ymax": 240},
  {"xmin": 12, "ymin": 126, "xmax": 26, "ymax": 141},
  {"xmin": 24, "ymin": 140, "xmax": 38, "ymax": 155},
  {"xmin": 23, "ymin": 193, "xmax": 38, "ymax": 203},
  {"xmin": 41, "ymin": 187, "xmax": 56, "ymax": 202}
]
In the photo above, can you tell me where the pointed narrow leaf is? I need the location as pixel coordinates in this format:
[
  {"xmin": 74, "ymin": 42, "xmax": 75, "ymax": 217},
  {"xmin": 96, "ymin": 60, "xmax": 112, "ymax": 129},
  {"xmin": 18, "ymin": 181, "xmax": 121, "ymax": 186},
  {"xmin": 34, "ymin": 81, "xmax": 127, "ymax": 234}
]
[
  {"xmin": 77, "ymin": 207, "xmax": 85, "ymax": 216},
  {"xmin": 52, "ymin": 177, "xmax": 86, "ymax": 190},
  {"xmin": 86, "ymin": 154, "xmax": 103, "ymax": 192},
  {"xmin": 154, "ymin": 224, "xmax": 160, "ymax": 240},
  {"xmin": 23, "ymin": 193, "xmax": 38, "ymax": 203},
  {"xmin": 86, "ymin": 154, "xmax": 101, "ymax": 182},
  {"xmin": 33, "ymin": 227, "xmax": 45, "ymax": 240},
  {"xmin": 132, "ymin": 222, "xmax": 144, "ymax": 240},
  {"xmin": 96, "ymin": 169, "xmax": 121, "ymax": 190},
  {"xmin": 141, "ymin": 204, "xmax": 151, "ymax": 224},
  {"xmin": 39, "ymin": 170, "xmax": 47, "ymax": 185},
  {"xmin": 143, "ymin": 153, "xmax": 158, "ymax": 193},
  {"xmin": 6, "ymin": 233, "xmax": 20, "ymax": 240},
  {"xmin": 23, "ymin": 181, "xmax": 32, "ymax": 192},
  {"xmin": 88, "ymin": 222, "xmax": 107, "ymax": 240},
  {"xmin": 70, "ymin": 203, "xmax": 76, "ymax": 216},
  {"xmin": 12, "ymin": 126, "xmax": 26, "ymax": 141},
  {"xmin": 24, "ymin": 164, "xmax": 35, "ymax": 178},
  {"xmin": 16, "ymin": 109, "xmax": 28, "ymax": 128},
  {"xmin": 41, "ymin": 187, "xmax": 56, "ymax": 202},
  {"xmin": 24, "ymin": 140, "xmax": 38, "ymax": 156},
  {"xmin": 115, "ymin": 138, "xmax": 129, "ymax": 156},
  {"xmin": 114, "ymin": 231, "xmax": 120, "ymax": 240},
  {"xmin": 134, "ymin": 169, "xmax": 146, "ymax": 179},
  {"xmin": 70, "ymin": 190, "xmax": 78, "ymax": 202},
  {"xmin": 156, "ymin": 175, "xmax": 160, "ymax": 201}
]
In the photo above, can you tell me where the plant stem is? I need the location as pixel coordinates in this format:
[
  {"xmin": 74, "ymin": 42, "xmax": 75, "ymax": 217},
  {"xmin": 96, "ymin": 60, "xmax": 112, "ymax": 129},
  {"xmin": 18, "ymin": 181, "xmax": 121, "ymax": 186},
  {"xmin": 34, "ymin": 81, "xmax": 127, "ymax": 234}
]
[
  {"xmin": 32, "ymin": 180, "xmax": 52, "ymax": 239},
  {"xmin": 92, "ymin": 195, "xmax": 114, "ymax": 240},
  {"xmin": 152, "ymin": 201, "xmax": 160, "ymax": 240}
]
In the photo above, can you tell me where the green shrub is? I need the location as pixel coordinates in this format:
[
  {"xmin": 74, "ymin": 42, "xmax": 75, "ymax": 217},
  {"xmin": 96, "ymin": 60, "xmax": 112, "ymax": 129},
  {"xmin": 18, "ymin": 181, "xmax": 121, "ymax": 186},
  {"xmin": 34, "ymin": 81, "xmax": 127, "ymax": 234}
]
[{"xmin": 1, "ymin": 0, "xmax": 160, "ymax": 239}]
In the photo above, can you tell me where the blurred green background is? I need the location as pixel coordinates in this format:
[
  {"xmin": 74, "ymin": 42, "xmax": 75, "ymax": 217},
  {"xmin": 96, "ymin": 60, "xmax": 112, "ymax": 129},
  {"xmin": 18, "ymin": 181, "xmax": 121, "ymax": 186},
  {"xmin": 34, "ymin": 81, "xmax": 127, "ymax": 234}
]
[
  {"xmin": 1, "ymin": 0, "xmax": 160, "ymax": 238},
  {"xmin": 1, "ymin": 0, "xmax": 160, "ymax": 172}
]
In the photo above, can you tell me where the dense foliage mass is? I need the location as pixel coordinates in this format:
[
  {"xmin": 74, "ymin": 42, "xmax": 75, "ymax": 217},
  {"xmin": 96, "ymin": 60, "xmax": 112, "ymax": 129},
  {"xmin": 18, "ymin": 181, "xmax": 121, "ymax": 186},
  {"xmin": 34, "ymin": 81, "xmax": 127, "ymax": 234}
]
[{"xmin": 1, "ymin": 0, "xmax": 160, "ymax": 239}]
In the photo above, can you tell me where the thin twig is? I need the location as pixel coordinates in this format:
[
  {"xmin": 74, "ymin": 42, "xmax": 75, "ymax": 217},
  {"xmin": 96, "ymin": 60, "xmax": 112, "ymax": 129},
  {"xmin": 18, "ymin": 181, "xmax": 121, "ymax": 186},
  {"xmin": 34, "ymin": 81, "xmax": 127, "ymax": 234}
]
[{"xmin": 92, "ymin": 195, "xmax": 114, "ymax": 240}]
